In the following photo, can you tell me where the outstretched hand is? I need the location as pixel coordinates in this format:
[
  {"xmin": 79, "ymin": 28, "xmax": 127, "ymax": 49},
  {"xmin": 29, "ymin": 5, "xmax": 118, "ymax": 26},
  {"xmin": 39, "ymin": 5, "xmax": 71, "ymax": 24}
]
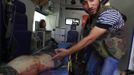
[{"xmin": 52, "ymin": 48, "xmax": 69, "ymax": 60}]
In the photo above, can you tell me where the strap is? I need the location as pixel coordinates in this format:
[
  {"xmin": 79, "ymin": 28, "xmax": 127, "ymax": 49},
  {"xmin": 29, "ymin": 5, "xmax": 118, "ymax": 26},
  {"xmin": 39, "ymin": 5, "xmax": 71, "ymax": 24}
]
[
  {"xmin": 5, "ymin": 0, "xmax": 17, "ymax": 52},
  {"xmin": 5, "ymin": 0, "xmax": 15, "ymax": 38}
]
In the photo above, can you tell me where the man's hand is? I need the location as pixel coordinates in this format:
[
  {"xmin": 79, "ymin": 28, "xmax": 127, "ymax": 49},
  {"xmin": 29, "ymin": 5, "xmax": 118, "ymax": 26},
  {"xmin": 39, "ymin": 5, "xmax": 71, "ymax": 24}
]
[{"xmin": 52, "ymin": 48, "xmax": 69, "ymax": 60}]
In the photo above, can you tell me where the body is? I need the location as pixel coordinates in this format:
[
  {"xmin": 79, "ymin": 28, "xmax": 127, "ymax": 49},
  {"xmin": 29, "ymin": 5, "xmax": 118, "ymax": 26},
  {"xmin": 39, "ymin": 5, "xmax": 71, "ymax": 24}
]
[{"xmin": 5, "ymin": 54, "xmax": 54, "ymax": 75}]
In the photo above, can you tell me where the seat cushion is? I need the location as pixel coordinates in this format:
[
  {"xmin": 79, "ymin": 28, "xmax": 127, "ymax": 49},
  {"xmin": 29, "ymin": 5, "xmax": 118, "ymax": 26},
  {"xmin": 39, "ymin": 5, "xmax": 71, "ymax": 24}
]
[
  {"xmin": 10, "ymin": 31, "xmax": 32, "ymax": 58},
  {"xmin": 14, "ymin": 12, "xmax": 27, "ymax": 25},
  {"xmin": 13, "ymin": 24, "xmax": 27, "ymax": 31}
]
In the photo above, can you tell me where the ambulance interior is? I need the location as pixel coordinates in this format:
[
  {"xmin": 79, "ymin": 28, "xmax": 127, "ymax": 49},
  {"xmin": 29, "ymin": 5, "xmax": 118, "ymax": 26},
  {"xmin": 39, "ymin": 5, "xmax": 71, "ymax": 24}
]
[{"xmin": 0, "ymin": 0, "xmax": 134, "ymax": 75}]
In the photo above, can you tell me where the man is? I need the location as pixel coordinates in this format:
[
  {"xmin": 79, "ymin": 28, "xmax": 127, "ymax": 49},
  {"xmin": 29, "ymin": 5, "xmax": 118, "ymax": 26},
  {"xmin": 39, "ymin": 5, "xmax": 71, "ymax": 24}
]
[
  {"xmin": 37, "ymin": 19, "xmax": 46, "ymax": 48},
  {"xmin": 53, "ymin": 0, "xmax": 127, "ymax": 75}
]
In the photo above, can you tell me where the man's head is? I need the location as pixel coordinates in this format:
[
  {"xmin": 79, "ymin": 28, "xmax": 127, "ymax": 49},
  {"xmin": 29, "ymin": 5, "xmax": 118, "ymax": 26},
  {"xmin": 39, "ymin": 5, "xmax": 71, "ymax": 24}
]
[
  {"xmin": 39, "ymin": 19, "xmax": 46, "ymax": 28},
  {"xmin": 81, "ymin": 0, "xmax": 100, "ymax": 15},
  {"xmin": 80, "ymin": 0, "xmax": 109, "ymax": 15}
]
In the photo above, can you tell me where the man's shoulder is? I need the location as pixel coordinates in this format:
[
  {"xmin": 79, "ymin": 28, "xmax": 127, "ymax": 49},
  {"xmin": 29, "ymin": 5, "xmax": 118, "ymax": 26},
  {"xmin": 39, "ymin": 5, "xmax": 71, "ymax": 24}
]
[
  {"xmin": 102, "ymin": 5, "xmax": 117, "ymax": 10},
  {"xmin": 100, "ymin": 6, "xmax": 119, "ymax": 15},
  {"xmin": 99, "ymin": 6, "xmax": 127, "ymax": 22}
]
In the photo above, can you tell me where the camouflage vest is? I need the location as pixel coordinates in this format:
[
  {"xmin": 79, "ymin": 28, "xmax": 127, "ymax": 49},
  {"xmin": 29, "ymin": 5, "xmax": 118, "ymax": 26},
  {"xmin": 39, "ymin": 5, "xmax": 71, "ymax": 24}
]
[{"xmin": 84, "ymin": 5, "xmax": 127, "ymax": 60}]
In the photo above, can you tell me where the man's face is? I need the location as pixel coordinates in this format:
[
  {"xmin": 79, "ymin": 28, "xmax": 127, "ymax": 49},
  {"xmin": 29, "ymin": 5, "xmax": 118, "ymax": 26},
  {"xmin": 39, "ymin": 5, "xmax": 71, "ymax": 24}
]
[{"xmin": 82, "ymin": 0, "xmax": 100, "ymax": 15}]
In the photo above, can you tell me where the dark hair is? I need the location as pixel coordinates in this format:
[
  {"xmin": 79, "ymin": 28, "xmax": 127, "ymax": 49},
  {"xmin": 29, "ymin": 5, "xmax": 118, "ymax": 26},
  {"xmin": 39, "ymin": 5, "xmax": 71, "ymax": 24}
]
[
  {"xmin": 39, "ymin": 19, "xmax": 46, "ymax": 28},
  {"xmin": 80, "ymin": 0, "xmax": 109, "ymax": 5},
  {"xmin": 100, "ymin": 0, "xmax": 109, "ymax": 5},
  {"xmin": 80, "ymin": 0, "xmax": 83, "ymax": 3},
  {"xmin": 121, "ymin": 13, "xmax": 127, "ymax": 22}
]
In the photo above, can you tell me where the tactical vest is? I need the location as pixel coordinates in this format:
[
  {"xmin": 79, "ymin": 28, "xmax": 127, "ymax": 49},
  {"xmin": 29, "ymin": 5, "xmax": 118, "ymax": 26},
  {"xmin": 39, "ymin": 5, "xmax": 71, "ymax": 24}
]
[{"xmin": 84, "ymin": 5, "xmax": 127, "ymax": 60}]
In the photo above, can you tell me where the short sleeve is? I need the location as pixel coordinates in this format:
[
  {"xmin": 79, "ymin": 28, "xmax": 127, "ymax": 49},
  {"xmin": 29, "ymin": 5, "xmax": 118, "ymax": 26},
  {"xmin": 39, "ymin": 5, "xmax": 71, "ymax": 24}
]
[{"xmin": 96, "ymin": 9, "xmax": 124, "ymax": 31}]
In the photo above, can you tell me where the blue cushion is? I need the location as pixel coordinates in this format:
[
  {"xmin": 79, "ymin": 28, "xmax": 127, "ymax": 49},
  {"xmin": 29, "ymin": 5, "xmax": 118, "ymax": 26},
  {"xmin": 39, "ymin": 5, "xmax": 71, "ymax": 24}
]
[
  {"xmin": 58, "ymin": 42, "xmax": 70, "ymax": 65},
  {"xmin": 39, "ymin": 68, "xmax": 68, "ymax": 75},
  {"xmin": 14, "ymin": 12, "xmax": 27, "ymax": 25},
  {"xmin": 58, "ymin": 42, "xmax": 71, "ymax": 48},
  {"xmin": 14, "ymin": 0, "xmax": 26, "ymax": 13}
]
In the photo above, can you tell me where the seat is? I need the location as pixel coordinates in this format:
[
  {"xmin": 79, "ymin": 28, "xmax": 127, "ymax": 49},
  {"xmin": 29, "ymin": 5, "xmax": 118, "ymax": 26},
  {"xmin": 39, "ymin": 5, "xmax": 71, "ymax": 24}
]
[
  {"xmin": 67, "ymin": 25, "xmax": 79, "ymax": 43},
  {"xmin": 9, "ymin": 0, "xmax": 32, "ymax": 59},
  {"xmin": 67, "ymin": 30, "xmax": 79, "ymax": 43}
]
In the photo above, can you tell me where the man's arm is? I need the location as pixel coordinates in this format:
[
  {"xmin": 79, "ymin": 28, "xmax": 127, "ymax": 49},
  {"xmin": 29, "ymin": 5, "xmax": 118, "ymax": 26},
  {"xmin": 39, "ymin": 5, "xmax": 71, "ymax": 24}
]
[
  {"xmin": 67, "ymin": 26, "xmax": 107, "ymax": 55},
  {"xmin": 52, "ymin": 26, "xmax": 107, "ymax": 60}
]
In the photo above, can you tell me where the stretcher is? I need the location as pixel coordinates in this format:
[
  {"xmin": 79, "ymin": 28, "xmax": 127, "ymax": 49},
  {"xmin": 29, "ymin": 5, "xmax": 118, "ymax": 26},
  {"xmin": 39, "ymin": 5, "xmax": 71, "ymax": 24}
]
[
  {"xmin": 38, "ymin": 42, "xmax": 69, "ymax": 75},
  {"xmin": 37, "ymin": 52, "xmax": 68, "ymax": 75}
]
